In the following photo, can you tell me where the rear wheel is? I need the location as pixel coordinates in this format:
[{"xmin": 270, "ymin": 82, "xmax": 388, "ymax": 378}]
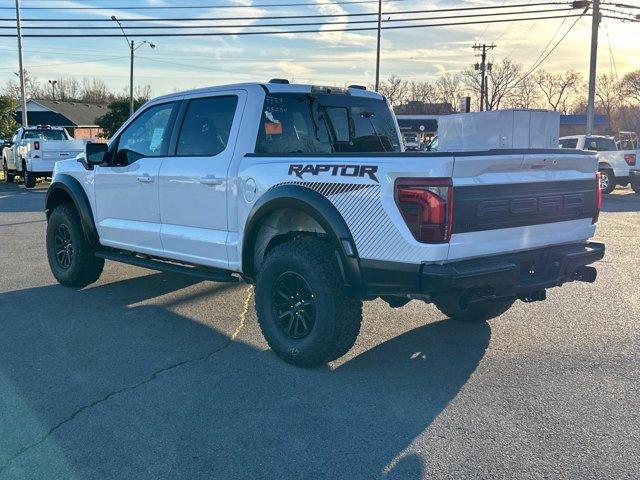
[
  {"xmin": 22, "ymin": 161, "xmax": 36, "ymax": 188},
  {"xmin": 434, "ymin": 297, "xmax": 515, "ymax": 323},
  {"xmin": 46, "ymin": 204, "xmax": 104, "ymax": 288},
  {"xmin": 598, "ymin": 169, "xmax": 615, "ymax": 194},
  {"xmin": 255, "ymin": 237, "xmax": 362, "ymax": 367},
  {"xmin": 2, "ymin": 160, "xmax": 14, "ymax": 183}
]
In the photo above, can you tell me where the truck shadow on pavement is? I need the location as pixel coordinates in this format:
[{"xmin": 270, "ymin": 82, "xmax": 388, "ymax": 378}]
[
  {"xmin": 0, "ymin": 182, "xmax": 47, "ymax": 214},
  {"xmin": 0, "ymin": 272, "xmax": 490, "ymax": 479}
]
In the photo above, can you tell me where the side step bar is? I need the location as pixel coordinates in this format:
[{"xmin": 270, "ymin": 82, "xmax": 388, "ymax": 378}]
[{"xmin": 95, "ymin": 250, "xmax": 239, "ymax": 283}]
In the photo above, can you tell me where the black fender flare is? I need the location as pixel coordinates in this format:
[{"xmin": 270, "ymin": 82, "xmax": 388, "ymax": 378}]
[
  {"xmin": 242, "ymin": 184, "xmax": 363, "ymax": 291},
  {"xmin": 45, "ymin": 174, "xmax": 99, "ymax": 246}
]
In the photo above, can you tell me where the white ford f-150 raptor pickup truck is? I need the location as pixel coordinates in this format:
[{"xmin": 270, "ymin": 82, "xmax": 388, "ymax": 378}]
[
  {"xmin": 559, "ymin": 134, "xmax": 638, "ymax": 194},
  {"xmin": 2, "ymin": 125, "xmax": 88, "ymax": 188},
  {"xmin": 44, "ymin": 81, "xmax": 605, "ymax": 366}
]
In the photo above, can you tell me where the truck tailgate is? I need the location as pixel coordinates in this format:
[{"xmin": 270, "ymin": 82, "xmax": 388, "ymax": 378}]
[{"xmin": 448, "ymin": 150, "xmax": 598, "ymax": 261}]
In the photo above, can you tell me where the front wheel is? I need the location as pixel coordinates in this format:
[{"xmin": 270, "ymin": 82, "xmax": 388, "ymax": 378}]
[
  {"xmin": 46, "ymin": 204, "xmax": 104, "ymax": 288},
  {"xmin": 599, "ymin": 169, "xmax": 616, "ymax": 194},
  {"xmin": 2, "ymin": 161, "xmax": 14, "ymax": 183},
  {"xmin": 255, "ymin": 238, "xmax": 362, "ymax": 367},
  {"xmin": 434, "ymin": 297, "xmax": 515, "ymax": 323}
]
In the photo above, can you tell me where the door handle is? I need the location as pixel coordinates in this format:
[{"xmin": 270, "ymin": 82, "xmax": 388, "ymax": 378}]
[
  {"xmin": 199, "ymin": 175, "xmax": 224, "ymax": 186},
  {"xmin": 137, "ymin": 175, "xmax": 154, "ymax": 183}
]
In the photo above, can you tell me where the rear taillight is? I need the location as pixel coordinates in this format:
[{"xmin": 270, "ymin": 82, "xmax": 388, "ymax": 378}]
[
  {"xmin": 394, "ymin": 177, "xmax": 453, "ymax": 243},
  {"xmin": 593, "ymin": 171, "xmax": 602, "ymax": 224},
  {"xmin": 624, "ymin": 153, "xmax": 636, "ymax": 166},
  {"xmin": 33, "ymin": 141, "xmax": 40, "ymax": 150}
]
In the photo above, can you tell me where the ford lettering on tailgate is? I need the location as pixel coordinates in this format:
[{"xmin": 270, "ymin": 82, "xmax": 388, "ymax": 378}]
[{"xmin": 453, "ymin": 180, "xmax": 596, "ymax": 233}]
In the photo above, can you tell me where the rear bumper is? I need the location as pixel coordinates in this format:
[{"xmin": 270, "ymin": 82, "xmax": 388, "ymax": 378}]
[
  {"xmin": 630, "ymin": 169, "xmax": 640, "ymax": 188},
  {"xmin": 359, "ymin": 242, "xmax": 605, "ymax": 296}
]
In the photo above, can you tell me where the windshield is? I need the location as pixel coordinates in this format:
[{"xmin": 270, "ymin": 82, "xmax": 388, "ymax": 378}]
[
  {"xmin": 23, "ymin": 129, "xmax": 67, "ymax": 141},
  {"xmin": 255, "ymin": 93, "xmax": 401, "ymax": 154}
]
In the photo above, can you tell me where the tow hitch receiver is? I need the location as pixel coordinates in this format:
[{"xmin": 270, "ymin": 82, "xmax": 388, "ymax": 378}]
[{"xmin": 518, "ymin": 290, "xmax": 547, "ymax": 303}]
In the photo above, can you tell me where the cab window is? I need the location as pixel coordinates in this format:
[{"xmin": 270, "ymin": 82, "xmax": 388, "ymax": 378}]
[
  {"xmin": 115, "ymin": 102, "xmax": 176, "ymax": 165},
  {"xmin": 176, "ymin": 96, "xmax": 238, "ymax": 157}
]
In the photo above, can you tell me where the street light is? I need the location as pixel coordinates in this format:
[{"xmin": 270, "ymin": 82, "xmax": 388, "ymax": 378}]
[
  {"xmin": 111, "ymin": 15, "xmax": 156, "ymax": 117},
  {"xmin": 48, "ymin": 79, "xmax": 58, "ymax": 100}
]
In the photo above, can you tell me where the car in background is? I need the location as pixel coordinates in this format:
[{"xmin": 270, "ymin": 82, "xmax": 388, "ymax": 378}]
[
  {"xmin": 402, "ymin": 132, "xmax": 421, "ymax": 151},
  {"xmin": 559, "ymin": 135, "xmax": 638, "ymax": 194}
]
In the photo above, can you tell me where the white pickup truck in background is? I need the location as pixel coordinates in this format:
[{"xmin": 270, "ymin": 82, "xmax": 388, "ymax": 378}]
[
  {"xmin": 559, "ymin": 134, "xmax": 638, "ymax": 194},
  {"xmin": 2, "ymin": 126, "xmax": 89, "ymax": 188}
]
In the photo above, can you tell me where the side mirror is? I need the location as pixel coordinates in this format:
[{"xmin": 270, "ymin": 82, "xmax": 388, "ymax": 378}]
[{"xmin": 79, "ymin": 142, "xmax": 108, "ymax": 170}]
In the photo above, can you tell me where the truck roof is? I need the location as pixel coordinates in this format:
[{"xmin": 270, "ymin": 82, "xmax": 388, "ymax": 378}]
[
  {"xmin": 149, "ymin": 81, "xmax": 384, "ymax": 105},
  {"xmin": 23, "ymin": 125, "xmax": 66, "ymax": 131}
]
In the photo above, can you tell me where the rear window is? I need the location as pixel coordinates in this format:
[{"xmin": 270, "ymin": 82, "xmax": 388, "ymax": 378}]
[
  {"xmin": 23, "ymin": 129, "xmax": 67, "ymax": 141},
  {"xmin": 255, "ymin": 92, "xmax": 401, "ymax": 154},
  {"xmin": 176, "ymin": 96, "xmax": 238, "ymax": 157},
  {"xmin": 584, "ymin": 137, "xmax": 617, "ymax": 152},
  {"xmin": 559, "ymin": 138, "xmax": 578, "ymax": 149}
]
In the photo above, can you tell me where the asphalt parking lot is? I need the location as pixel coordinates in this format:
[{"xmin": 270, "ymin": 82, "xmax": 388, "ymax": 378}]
[{"xmin": 0, "ymin": 180, "xmax": 638, "ymax": 480}]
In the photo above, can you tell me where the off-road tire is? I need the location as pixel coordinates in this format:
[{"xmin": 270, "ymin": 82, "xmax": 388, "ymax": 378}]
[
  {"xmin": 46, "ymin": 204, "xmax": 104, "ymax": 288},
  {"xmin": 255, "ymin": 237, "xmax": 362, "ymax": 367},
  {"xmin": 2, "ymin": 160, "xmax": 14, "ymax": 183},
  {"xmin": 22, "ymin": 161, "xmax": 36, "ymax": 188},
  {"xmin": 434, "ymin": 297, "xmax": 516, "ymax": 323},
  {"xmin": 599, "ymin": 169, "xmax": 615, "ymax": 194}
]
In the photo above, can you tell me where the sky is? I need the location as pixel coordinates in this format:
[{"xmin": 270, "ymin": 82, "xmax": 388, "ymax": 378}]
[{"xmin": 0, "ymin": 0, "xmax": 638, "ymax": 98}]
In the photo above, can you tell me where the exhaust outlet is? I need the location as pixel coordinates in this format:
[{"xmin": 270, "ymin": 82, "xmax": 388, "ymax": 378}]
[{"xmin": 572, "ymin": 266, "xmax": 597, "ymax": 283}]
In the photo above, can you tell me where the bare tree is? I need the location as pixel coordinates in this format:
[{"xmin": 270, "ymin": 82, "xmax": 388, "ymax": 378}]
[
  {"xmin": 406, "ymin": 80, "xmax": 437, "ymax": 104},
  {"xmin": 505, "ymin": 75, "xmax": 540, "ymax": 109},
  {"xmin": 535, "ymin": 70, "xmax": 583, "ymax": 113},
  {"xmin": 462, "ymin": 59, "xmax": 522, "ymax": 110},
  {"xmin": 81, "ymin": 78, "xmax": 113, "ymax": 104},
  {"xmin": 620, "ymin": 70, "xmax": 640, "ymax": 104},
  {"xmin": 595, "ymin": 73, "xmax": 622, "ymax": 130},
  {"xmin": 378, "ymin": 75, "xmax": 408, "ymax": 107},
  {"xmin": 435, "ymin": 73, "xmax": 463, "ymax": 112},
  {"xmin": 3, "ymin": 70, "xmax": 43, "ymax": 101}
]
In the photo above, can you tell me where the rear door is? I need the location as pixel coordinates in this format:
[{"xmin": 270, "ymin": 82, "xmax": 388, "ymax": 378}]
[
  {"xmin": 158, "ymin": 90, "xmax": 244, "ymax": 269},
  {"xmin": 94, "ymin": 101, "xmax": 179, "ymax": 254},
  {"xmin": 448, "ymin": 150, "xmax": 598, "ymax": 260}
]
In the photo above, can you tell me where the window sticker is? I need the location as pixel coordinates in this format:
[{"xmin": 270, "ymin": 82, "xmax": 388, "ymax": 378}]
[
  {"xmin": 264, "ymin": 111, "xmax": 282, "ymax": 135},
  {"xmin": 149, "ymin": 127, "xmax": 165, "ymax": 152},
  {"xmin": 265, "ymin": 122, "xmax": 283, "ymax": 135}
]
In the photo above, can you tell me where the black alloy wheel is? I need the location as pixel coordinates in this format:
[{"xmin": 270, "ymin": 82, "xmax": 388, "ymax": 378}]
[
  {"xmin": 54, "ymin": 223, "xmax": 74, "ymax": 269},
  {"xmin": 271, "ymin": 271, "xmax": 316, "ymax": 339}
]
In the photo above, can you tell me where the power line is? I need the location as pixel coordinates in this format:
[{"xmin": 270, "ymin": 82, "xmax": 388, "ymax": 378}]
[
  {"xmin": 513, "ymin": 12, "xmax": 586, "ymax": 87},
  {"xmin": 0, "ymin": 7, "xmax": 575, "ymax": 30},
  {"xmin": 0, "ymin": 1, "xmax": 569, "ymax": 22},
  {"xmin": 0, "ymin": 13, "xmax": 586, "ymax": 37},
  {"xmin": 0, "ymin": 0, "xmax": 412, "ymax": 10}
]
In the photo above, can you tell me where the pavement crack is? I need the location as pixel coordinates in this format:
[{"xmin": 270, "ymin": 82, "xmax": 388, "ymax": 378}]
[{"xmin": 0, "ymin": 285, "xmax": 253, "ymax": 476}]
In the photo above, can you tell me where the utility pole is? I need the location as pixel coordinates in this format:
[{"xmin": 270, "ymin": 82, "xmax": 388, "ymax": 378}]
[
  {"xmin": 48, "ymin": 79, "xmax": 58, "ymax": 100},
  {"xmin": 112, "ymin": 15, "xmax": 155, "ymax": 117},
  {"xmin": 586, "ymin": 0, "xmax": 600, "ymax": 135},
  {"xmin": 374, "ymin": 0, "xmax": 382, "ymax": 91},
  {"xmin": 472, "ymin": 43, "xmax": 495, "ymax": 111},
  {"xmin": 129, "ymin": 40, "xmax": 134, "ymax": 117},
  {"xmin": 15, "ymin": 0, "xmax": 28, "ymax": 127}
]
